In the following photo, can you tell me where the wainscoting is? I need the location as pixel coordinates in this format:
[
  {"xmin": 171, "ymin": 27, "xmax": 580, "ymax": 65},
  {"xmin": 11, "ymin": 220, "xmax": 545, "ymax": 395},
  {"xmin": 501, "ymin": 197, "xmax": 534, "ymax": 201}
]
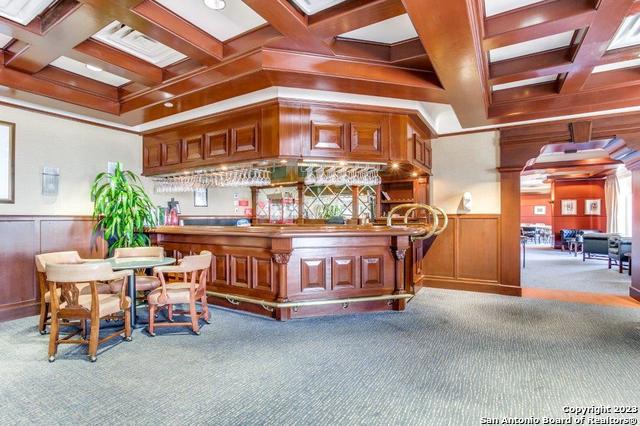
[
  {"xmin": 0, "ymin": 216, "xmax": 104, "ymax": 321},
  {"xmin": 420, "ymin": 214, "xmax": 521, "ymax": 296}
]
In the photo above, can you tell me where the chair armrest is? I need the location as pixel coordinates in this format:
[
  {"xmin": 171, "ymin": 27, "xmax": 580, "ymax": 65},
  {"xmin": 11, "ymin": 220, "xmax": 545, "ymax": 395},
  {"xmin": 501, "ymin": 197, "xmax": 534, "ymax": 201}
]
[{"xmin": 81, "ymin": 257, "xmax": 108, "ymax": 263}]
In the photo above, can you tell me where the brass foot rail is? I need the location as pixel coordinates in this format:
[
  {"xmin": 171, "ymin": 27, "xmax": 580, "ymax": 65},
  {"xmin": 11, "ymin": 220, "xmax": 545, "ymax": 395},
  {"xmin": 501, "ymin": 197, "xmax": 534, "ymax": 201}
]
[{"xmin": 206, "ymin": 291, "xmax": 414, "ymax": 311}]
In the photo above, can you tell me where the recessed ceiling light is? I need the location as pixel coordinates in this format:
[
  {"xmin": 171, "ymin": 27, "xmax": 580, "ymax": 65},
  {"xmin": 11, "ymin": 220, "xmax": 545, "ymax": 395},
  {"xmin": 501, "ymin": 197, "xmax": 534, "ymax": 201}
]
[
  {"xmin": 163, "ymin": 102, "xmax": 174, "ymax": 108},
  {"xmin": 411, "ymin": 172, "xmax": 418, "ymax": 177},
  {"xmin": 279, "ymin": 159, "xmax": 287, "ymax": 164},
  {"xmin": 391, "ymin": 162, "xmax": 399, "ymax": 169},
  {"xmin": 203, "ymin": 0, "xmax": 226, "ymax": 10},
  {"xmin": 86, "ymin": 64, "xmax": 103, "ymax": 72}
]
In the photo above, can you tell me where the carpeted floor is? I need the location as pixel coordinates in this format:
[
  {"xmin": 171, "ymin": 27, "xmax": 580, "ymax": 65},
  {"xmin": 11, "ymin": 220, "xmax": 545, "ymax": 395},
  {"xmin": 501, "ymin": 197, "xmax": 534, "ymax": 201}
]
[
  {"xmin": 1, "ymin": 288, "xmax": 639, "ymax": 425},
  {"xmin": 522, "ymin": 246, "xmax": 631, "ymax": 295}
]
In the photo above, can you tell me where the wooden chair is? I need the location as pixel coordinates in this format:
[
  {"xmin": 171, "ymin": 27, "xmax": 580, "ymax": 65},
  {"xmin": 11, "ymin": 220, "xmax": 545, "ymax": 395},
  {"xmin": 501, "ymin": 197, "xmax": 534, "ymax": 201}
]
[
  {"xmin": 109, "ymin": 246, "xmax": 164, "ymax": 297},
  {"xmin": 147, "ymin": 251, "xmax": 212, "ymax": 336},
  {"xmin": 45, "ymin": 262, "xmax": 132, "ymax": 362},
  {"xmin": 35, "ymin": 251, "xmax": 112, "ymax": 335}
]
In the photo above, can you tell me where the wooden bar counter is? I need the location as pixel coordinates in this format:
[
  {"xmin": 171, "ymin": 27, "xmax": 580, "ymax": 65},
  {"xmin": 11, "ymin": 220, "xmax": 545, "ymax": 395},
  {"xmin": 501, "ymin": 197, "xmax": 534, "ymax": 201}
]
[{"xmin": 148, "ymin": 225, "xmax": 427, "ymax": 320}]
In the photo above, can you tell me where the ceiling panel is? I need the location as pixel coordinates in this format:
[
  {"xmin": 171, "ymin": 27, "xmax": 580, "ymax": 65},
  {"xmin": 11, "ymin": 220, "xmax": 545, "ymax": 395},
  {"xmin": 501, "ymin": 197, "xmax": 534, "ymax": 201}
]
[
  {"xmin": 0, "ymin": 33, "xmax": 12, "ymax": 48},
  {"xmin": 290, "ymin": 0, "xmax": 348, "ymax": 15},
  {"xmin": 484, "ymin": 0, "xmax": 544, "ymax": 17},
  {"xmin": 0, "ymin": 0, "xmax": 54, "ymax": 25},
  {"xmin": 608, "ymin": 14, "xmax": 640, "ymax": 51},
  {"xmin": 593, "ymin": 58, "xmax": 640, "ymax": 73},
  {"xmin": 492, "ymin": 74, "xmax": 557, "ymax": 91},
  {"xmin": 339, "ymin": 14, "xmax": 418, "ymax": 44},
  {"xmin": 50, "ymin": 56, "xmax": 131, "ymax": 86},
  {"xmin": 155, "ymin": 0, "xmax": 266, "ymax": 42},
  {"xmin": 489, "ymin": 31, "xmax": 574, "ymax": 62},
  {"xmin": 93, "ymin": 21, "xmax": 186, "ymax": 67}
]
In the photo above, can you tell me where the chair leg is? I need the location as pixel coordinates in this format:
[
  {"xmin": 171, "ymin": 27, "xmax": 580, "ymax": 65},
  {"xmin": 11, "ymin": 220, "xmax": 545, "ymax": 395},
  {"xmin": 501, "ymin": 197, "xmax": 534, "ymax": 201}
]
[
  {"xmin": 38, "ymin": 301, "xmax": 48, "ymax": 335},
  {"xmin": 189, "ymin": 299, "xmax": 200, "ymax": 335},
  {"xmin": 124, "ymin": 309, "xmax": 132, "ymax": 341},
  {"xmin": 47, "ymin": 316, "xmax": 59, "ymax": 362},
  {"xmin": 608, "ymin": 257, "xmax": 612, "ymax": 269},
  {"xmin": 148, "ymin": 304, "xmax": 156, "ymax": 336},
  {"xmin": 88, "ymin": 320, "xmax": 100, "ymax": 362},
  {"xmin": 167, "ymin": 304, "xmax": 173, "ymax": 322},
  {"xmin": 201, "ymin": 293, "xmax": 210, "ymax": 324},
  {"xmin": 619, "ymin": 259, "xmax": 623, "ymax": 274}
]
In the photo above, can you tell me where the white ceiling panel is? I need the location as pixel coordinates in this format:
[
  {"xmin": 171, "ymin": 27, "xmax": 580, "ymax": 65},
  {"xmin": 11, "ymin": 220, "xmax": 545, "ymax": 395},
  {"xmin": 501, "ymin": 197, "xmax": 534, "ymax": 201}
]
[
  {"xmin": 155, "ymin": 0, "xmax": 266, "ymax": 41},
  {"xmin": 593, "ymin": 58, "xmax": 640, "ymax": 73},
  {"xmin": 0, "ymin": 33, "xmax": 12, "ymax": 48},
  {"xmin": 290, "ymin": 0, "xmax": 348, "ymax": 15},
  {"xmin": 489, "ymin": 30, "xmax": 574, "ymax": 62},
  {"xmin": 492, "ymin": 74, "xmax": 557, "ymax": 91},
  {"xmin": 608, "ymin": 14, "xmax": 640, "ymax": 51},
  {"xmin": 93, "ymin": 21, "xmax": 186, "ymax": 67},
  {"xmin": 339, "ymin": 14, "xmax": 418, "ymax": 44},
  {"xmin": 484, "ymin": 0, "xmax": 544, "ymax": 17},
  {"xmin": 0, "ymin": 0, "xmax": 54, "ymax": 25},
  {"xmin": 50, "ymin": 56, "xmax": 131, "ymax": 86}
]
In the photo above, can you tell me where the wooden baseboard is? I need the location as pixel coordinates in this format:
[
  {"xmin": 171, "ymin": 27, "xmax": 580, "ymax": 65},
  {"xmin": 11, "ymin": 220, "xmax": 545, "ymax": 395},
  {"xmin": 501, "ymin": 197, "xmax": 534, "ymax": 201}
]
[
  {"xmin": 422, "ymin": 277, "xmax": 522, "ymax": 297},
  {"xmin": 0, "ymin": 300, "xmax": 39, "ymax": 322},
  {"xmin": 631, "ymin": 285, "xmax": 640, "ymax": 302}
]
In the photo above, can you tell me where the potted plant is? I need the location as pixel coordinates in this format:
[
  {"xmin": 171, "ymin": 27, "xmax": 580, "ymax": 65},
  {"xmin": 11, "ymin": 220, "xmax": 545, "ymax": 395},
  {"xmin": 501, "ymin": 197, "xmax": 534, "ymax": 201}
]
[{"xmin": 90, "ymin": 163, "xmax": 157, "ymax": 253}]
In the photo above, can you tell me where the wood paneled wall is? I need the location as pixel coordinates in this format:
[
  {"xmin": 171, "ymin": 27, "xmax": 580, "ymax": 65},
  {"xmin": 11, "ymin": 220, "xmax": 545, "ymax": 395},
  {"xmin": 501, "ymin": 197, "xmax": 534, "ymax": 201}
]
[
  {"xmin": 420, "ymin": 214, "xmax": 520, "ymax": 296},
  {"xmin": 0, "ymin": 216, "xmax": 105, "ymax": 321}
]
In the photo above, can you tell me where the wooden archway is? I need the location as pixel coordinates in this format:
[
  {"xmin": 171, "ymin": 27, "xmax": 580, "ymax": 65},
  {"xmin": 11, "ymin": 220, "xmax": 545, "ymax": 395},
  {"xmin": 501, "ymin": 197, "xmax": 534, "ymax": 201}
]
[{"xmin": 499, "ymin": 115, "xmax": 640, "ymax": 301}]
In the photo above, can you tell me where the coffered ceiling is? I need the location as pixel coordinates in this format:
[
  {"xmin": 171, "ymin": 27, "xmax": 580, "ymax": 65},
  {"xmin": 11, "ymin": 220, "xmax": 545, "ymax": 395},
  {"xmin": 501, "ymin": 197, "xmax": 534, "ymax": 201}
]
[{"xmin": 0, "ymin": 0, "xmax": 639, "ymax": 133}]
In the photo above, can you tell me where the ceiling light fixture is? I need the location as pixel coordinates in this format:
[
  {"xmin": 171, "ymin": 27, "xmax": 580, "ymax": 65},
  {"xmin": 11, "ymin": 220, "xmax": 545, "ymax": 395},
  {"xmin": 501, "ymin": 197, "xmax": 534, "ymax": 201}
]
[
  {"xmin": 86, "ymin": 64, "xmax": 103, "ymax": 72},
  {"xmin": 203, "ymin": 0, "xmax": 226, "ymax": 10},
  {"xmin": 163, "ymin": 102, "xmax": 174, "ymax": 108}
]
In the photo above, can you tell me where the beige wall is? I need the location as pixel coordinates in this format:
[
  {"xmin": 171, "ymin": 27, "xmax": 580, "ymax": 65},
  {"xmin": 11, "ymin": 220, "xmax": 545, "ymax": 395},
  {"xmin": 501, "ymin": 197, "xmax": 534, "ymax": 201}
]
[
  {"xmin": 431, "ymin": 131, "xmax": 501, "ymax": 214},
  {"xmin": 0, "ymin": 105, "xmax": 249, "ymax": 217}
]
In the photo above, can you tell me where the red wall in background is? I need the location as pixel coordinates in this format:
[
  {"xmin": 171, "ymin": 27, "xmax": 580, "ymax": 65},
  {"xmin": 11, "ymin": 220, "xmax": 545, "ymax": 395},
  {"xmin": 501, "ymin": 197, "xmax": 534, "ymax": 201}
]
[
  {"xmin": 552, "ymin": 179, "xmax": 607, "ymax": 247},
  {"xmin": 521, "ymin": 193, "xmax": 552, "ymax": 225}
]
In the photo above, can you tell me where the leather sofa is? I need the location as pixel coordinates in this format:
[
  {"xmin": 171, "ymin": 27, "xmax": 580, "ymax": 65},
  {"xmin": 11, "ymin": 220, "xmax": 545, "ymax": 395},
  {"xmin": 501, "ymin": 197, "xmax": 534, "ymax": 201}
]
[
  {"xmin": 582, "ymin": 232, "xmax": 619, "ymax": 261},
  {"xmin": 608, "ymin": 236, "xmax": 632, "ymax": 274}
]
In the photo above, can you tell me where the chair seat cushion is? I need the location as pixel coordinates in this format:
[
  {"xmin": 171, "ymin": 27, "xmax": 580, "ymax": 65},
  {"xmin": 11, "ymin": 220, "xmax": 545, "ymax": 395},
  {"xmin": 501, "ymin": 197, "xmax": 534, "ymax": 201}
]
[
  {"xmin": 109, "ymin": 275, "xmax": 160, "ymax": 293},
  {"xmin": 44, "ymin": 282, "xmax": 111, "ymax": 303},
  {"xmin": 75, "ymin": 294, "xmax": 130, "ymax": 317},
  {"xmin": 147, "ymin": 287, "xmax": 190, "ymax": 305}
]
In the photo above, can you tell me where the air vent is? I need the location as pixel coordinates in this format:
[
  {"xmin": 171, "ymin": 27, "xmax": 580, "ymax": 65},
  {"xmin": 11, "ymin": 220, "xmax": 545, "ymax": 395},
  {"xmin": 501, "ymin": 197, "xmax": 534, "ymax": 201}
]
[
  {"xmin": 290, "ymin": 0, "xmax": 347, "ymax": 15},
  {"xmin": 0, "ymin": 0, "xmax": 55, "ymax": 25},
  {"xmin": 609, "ymin": 14, "xmax": 640, "ymax": 50},
  {"xmin": 92, "ymin": 21, "xmax": 186, "ymax": 67}
]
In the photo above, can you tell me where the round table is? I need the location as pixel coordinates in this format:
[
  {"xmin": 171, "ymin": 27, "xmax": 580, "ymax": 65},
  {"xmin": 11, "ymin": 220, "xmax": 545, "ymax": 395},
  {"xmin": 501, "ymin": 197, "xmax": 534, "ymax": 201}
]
[{"xmin": 107, "ymin": 257, "xmax": 175, "ymax": 328}]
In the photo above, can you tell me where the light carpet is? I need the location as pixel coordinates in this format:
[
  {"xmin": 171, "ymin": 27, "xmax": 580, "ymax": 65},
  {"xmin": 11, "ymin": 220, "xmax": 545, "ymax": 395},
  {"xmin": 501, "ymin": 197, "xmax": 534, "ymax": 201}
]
[
  {"xmin": 522, "ymin": 246, "xmax": 631, "ymax": 295},
  {"xmin": 0, "ymin": 288, "xmax": 639, "ymax": 426}
]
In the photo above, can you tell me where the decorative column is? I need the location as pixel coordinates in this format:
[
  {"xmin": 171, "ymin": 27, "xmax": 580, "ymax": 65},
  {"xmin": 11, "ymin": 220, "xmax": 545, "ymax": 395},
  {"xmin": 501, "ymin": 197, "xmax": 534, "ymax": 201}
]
[
  {"xmin": 630, "ymin": 166, "xmax": 640, "ymax": 301},
  {"xmin": 498, "ymin": 168, "xmax": 522, "ymax": 288}
]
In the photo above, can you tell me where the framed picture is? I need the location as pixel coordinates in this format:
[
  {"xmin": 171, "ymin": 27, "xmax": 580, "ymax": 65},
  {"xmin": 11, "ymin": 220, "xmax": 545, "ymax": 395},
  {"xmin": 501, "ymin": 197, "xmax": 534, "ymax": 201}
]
[
  {"xmin": 561, "ymin": 199, "xmax": 577, "ymax": 215},
  {"xmin": 194, "ymin": 189, "xmax": 208, "ymax": 207},
  {"xmin": 0, "ymin": 121, "xmax": 15, "ymax": 204},
  {"xmin": 585, "ymin": 199, "xmax": 601, "ymax": 216},
  {"xmin": 533, "ymin": 205, "xmax": 546, "ymax": 215}
]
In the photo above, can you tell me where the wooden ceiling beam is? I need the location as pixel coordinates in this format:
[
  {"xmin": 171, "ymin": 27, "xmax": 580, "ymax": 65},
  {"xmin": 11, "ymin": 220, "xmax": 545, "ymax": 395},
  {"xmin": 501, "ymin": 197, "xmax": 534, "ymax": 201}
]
[
  {"xmin": 261, "ymin": 49, "xmax": 446, "ymax": 100},
  {"xmin": 0, "ymin": 59, "xmax": 119, "ymax": 114},
  {"xmin": 35, "ymin": 65, "xmax": 119, "ymax": 100},
  {"xmin": 2, "ymin": 2, "xmax": 113, "ymax": 74},
  {"xmin": 223, "ymin": 25, "xmax": 282, "ymax": 58},
  {"xmin": 583, "ymin": 66, "xmax": 640, "ymax": 91},
  {"xmin": 243, "ymin": 0, "xmax": 334, "ymax": 55},
  {"xmin": 489, "ymin": 82, "xmax": 640, "ymax": 123},
  {"xmin": 403, "ymin": 0, "xmax": 487, "ymax": 126},
  {"xmin": 331, "ymin": 39, "xmax": 390, "ymax": 62},
  {"xmin": 559, "ymin": 0, "xmax": 636, "ymax": 94},
  {"xmin": 77, "ymin": 0, "xmax": 221, "ymax": 66},
  {"xmin": 483, "ymin": 0, "xmax": 596, "ymax": 51},
  {"xmin": 489, "ymin": 48, "xmax": 572, "ymax": 85},
  {"xmin": 308, "ymin": 0, "xmax": 406, "ymax": 39},
  {"xmin": 70, "ymin": 39, "xmax": 163, "ymax": 86}
]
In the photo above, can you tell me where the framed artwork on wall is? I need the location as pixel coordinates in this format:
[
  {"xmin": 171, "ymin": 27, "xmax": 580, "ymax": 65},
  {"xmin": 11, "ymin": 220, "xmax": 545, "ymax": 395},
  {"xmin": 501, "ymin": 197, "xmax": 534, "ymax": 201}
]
[
  {"xmin": 0, "ymin": 121, "xmax": 15, "ymax": 204},
  {"xmin": 561, "ymin": 199, "xmax": 577, "ymax": 215},
  {"xmin": 585, "ymin": 199, "xmax": 601, "ymax": 216},
  {"xmin": 533, "ymin": 205, "xmax": 546, "ymax": 215},
  {"xmin": 194, "ymin": 189, "xmax": 208, "ymax": 207}
]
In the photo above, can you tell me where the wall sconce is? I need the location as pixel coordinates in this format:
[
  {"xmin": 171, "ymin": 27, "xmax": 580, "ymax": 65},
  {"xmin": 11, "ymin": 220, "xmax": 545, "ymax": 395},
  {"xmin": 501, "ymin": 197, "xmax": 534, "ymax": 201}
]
[{"xmin": 41, "ymin": 166, "xmax": 59, "ymax": 196}]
